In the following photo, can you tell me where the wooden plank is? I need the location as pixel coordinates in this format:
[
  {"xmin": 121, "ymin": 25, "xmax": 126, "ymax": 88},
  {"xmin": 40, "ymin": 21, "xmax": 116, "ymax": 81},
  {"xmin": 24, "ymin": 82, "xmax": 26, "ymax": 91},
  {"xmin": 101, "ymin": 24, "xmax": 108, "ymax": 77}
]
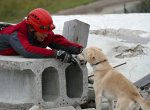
[{"xmin": 134, "ymin": 74, "xmax": 150, "ymax": 88}]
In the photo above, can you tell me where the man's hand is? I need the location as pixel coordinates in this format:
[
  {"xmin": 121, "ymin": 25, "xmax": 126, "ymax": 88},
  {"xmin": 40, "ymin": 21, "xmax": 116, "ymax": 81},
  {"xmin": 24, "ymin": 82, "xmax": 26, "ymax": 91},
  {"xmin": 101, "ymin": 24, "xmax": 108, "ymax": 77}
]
[
  {"xmin": 67, "ymin": 46, "xmax": 83, "ymax": 55},
  {"xmin": 56, "ymin": 50, "xmax": 73, "ymax": 63}
]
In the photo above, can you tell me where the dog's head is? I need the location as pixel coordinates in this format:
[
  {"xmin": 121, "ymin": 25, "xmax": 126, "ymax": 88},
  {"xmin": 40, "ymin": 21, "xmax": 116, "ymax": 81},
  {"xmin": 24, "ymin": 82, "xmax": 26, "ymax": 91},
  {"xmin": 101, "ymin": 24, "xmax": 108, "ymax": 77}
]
[{"xmin": 76, "ymin": 46, "xmax": 107, "ymax": 66}]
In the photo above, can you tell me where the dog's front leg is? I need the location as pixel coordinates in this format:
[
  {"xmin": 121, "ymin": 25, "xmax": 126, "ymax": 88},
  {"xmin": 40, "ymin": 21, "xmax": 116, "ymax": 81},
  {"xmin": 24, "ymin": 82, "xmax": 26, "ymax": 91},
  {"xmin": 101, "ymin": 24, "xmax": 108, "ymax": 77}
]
[
  {"xmin": 94, "ymin": 86, "xmax": 103, "ymax": 110},
  {"xmin": 95, "ymin": 95, "xmax": 102, "ymax": 110},
  {"xmin": 108, "ymin": 99, "xmax": 114, "ymax": 110}
]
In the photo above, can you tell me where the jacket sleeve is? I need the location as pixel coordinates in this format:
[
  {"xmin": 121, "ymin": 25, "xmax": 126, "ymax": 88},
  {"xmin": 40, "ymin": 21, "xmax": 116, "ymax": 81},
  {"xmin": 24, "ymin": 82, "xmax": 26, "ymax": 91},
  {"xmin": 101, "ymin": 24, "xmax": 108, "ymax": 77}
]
[
  {"xmin": 9, "ymin": 32, "xmax": 57, "ymax": 58},
  {"xmin": 48, "ymin": 34, "xmax": 83, "ymax": 55}
]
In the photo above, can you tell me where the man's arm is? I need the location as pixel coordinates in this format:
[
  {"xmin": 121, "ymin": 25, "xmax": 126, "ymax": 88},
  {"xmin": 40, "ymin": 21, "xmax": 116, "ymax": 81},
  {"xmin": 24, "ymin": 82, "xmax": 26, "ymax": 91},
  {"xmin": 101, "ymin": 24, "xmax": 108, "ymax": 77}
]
[
  {"xmin": 9, "ymin": 32, "xmax": 57, "ymax": 58},
  {"xmin": 48, "ymin": 34, "xmax": 83, "ymax": 55}
]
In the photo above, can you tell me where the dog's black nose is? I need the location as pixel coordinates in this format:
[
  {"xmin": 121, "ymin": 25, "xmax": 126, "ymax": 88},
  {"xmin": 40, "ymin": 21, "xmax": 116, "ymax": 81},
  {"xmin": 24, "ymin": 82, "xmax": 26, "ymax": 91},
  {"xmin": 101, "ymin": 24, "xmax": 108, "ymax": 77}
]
[{"xmin": 80, "ymin": 60, "xmax": 87, "ymax": 65}]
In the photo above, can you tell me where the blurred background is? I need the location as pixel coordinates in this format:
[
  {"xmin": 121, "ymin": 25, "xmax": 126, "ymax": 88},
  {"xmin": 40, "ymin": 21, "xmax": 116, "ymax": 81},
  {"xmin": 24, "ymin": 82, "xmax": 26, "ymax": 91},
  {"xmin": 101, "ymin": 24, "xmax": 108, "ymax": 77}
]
[{"xmin": 0, "ymin": 0, "xmax": 150, "ymax": 23}]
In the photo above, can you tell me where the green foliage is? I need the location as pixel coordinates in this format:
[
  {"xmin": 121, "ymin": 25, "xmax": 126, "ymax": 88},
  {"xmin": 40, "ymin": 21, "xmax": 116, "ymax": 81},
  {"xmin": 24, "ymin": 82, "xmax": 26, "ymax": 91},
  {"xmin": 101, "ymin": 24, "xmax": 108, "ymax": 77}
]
[
  {"xmin": 137, "ymin": 0, "xmax": 150, "ymax": 13},
  {"xmin": 0, "ymin": 0, "xmax": 95, "ymax": 23}
]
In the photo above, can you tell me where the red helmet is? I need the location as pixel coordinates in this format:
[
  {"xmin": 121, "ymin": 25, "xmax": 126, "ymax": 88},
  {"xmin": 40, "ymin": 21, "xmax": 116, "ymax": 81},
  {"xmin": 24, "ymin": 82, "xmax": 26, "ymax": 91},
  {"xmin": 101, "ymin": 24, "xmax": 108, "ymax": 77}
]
[{"xmin": 26, "ymin": 8, "xmax": 55, "ymax": 33}]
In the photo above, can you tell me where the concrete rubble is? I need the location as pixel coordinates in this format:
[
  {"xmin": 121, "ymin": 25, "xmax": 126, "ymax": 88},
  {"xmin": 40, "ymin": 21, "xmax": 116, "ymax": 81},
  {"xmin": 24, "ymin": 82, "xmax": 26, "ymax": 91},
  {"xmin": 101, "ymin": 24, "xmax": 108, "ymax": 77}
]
[{"xmin": 0, "ymin": 56, "xmax": 88, "ymax": 110}]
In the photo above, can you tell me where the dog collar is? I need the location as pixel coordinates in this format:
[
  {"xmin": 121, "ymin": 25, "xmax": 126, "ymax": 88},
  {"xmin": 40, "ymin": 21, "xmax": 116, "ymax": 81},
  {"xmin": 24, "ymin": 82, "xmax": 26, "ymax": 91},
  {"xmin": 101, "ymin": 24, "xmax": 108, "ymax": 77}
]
[{"xmin": 92, "ymin": 59, "xmax": 107, "ymax": 66}]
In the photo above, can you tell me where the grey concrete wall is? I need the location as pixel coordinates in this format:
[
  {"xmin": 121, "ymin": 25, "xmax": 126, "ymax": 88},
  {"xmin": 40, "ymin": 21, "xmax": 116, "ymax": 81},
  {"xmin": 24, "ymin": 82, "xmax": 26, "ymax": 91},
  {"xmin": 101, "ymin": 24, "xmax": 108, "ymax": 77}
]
[
  {"xmin": 100, "ymin": 1, "xmax": 141, "ymax": 14},
  {"xmin": 0, "ymin": 56, "xmax": 88, "ymax": 110}
]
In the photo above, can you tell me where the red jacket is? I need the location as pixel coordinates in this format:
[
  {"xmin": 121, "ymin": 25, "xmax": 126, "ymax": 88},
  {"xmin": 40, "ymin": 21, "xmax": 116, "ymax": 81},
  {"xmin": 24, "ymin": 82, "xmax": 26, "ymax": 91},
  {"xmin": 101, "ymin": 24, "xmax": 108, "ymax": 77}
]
[{"xmin": 0, "ymin": 20, "xmax": 83, "ymax": 58}]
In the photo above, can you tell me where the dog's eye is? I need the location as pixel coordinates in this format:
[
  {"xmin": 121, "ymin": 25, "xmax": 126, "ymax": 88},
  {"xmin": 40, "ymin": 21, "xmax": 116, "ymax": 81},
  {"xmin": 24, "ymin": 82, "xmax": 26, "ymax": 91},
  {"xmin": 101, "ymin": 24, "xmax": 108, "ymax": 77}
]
[
  {"xmin": 81, "ymin": 53, "xmax": 85, "ymax": 57},
  {"xmin": 74, "ymin": 56, "xmax": 77, "ymax": 59},
  {"xmin": 80, "ymin": 60, "xmax": 87, "ymax": 65}
]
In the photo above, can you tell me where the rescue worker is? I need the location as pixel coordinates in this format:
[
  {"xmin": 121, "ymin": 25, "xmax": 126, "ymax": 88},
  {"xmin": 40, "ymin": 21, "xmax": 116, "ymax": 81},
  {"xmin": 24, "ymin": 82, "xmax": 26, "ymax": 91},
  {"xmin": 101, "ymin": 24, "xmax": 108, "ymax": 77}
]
[{"xmin": 0, "ymin": 8, "xmax": 83, "ymax": 63}]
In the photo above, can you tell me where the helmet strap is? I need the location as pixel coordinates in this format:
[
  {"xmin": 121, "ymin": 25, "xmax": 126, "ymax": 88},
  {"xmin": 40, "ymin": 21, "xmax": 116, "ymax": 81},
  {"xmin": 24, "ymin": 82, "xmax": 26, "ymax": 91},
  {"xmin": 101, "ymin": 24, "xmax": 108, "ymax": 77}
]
[
  {"xmin": 27, "ymin": 24, "xmax": 35, "ymax": 32},
  {"xmin": 27, "ymin": 24, "xmax": 37, "ymax": 40}
]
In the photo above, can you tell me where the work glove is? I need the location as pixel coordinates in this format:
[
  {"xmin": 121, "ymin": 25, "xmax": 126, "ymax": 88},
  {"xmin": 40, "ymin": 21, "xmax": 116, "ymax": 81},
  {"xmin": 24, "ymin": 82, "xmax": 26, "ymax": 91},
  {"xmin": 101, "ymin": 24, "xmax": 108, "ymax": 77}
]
[
  {"xmin": 67, "ymin": 46, "xmax": 83, "ymax": 55},
  {"xmin": 56, "ymin": 50, "xmax": 76, "ymax": 64}
]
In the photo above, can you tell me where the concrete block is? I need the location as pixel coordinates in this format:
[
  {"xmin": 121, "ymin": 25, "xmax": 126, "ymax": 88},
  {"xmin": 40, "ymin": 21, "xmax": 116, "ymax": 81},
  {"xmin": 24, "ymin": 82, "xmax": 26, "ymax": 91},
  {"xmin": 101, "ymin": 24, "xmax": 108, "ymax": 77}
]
[
  {"xmin": 0, "ymin": 56, "xmax": 88, "ymax": 109},
  {"xmin": 82, "ymin": 109, "xmax": 95, "ymax": 110},
  {"xmin": 63, "ymin": 19, "xmax": 90, "ymax": 47},
  {"xmin": 47, "ymin": 106, "xmax": 76, "ymax": 110}
]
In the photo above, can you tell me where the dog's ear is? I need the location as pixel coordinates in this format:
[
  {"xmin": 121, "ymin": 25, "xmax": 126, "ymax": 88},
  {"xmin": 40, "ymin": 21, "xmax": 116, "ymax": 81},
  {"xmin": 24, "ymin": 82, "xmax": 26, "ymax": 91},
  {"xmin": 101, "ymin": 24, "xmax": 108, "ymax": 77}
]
[
  {"xmin": 89, "ymin": 49, "xmax": 96, "ymax": 61},
  {"xmin": 97, "ymin": 48, "xmax": 102, "ymax": 51},
  {"xmin": 92, "ymin": 56, "xmax": 96, "ymax": 60}
]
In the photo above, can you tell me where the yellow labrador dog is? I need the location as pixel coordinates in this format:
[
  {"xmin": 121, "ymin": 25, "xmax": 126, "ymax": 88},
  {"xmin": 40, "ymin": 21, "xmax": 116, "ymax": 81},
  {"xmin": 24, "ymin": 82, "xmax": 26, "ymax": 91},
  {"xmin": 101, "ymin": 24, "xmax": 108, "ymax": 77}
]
[{"xmin": 76, "ymin": 46, "xmax": 150, "ymax": 110}]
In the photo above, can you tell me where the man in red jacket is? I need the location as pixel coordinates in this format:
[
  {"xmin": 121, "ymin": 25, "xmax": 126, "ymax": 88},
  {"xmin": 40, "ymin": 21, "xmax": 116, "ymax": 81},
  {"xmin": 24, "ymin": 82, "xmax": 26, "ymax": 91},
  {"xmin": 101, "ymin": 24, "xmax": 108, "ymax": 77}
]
[{"xmin": 0, "ymin": 8, "xmax": 83, "ymax": 63}]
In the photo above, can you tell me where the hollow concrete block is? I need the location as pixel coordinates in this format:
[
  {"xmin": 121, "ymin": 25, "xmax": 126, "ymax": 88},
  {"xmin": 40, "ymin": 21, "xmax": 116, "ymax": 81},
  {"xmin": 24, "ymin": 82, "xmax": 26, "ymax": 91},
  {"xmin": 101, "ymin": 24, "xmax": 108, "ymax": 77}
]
[{"xmin": 0, "ymin": 56, "xmax": 88, "ymax": 109}]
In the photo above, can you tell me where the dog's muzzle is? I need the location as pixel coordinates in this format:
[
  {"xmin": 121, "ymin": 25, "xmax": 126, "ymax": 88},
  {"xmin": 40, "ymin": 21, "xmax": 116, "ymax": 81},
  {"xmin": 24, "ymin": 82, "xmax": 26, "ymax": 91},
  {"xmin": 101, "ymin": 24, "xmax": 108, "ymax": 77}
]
[{"xmin": 74, "ymin": 56, "xmax": 87, "ymax": 65}]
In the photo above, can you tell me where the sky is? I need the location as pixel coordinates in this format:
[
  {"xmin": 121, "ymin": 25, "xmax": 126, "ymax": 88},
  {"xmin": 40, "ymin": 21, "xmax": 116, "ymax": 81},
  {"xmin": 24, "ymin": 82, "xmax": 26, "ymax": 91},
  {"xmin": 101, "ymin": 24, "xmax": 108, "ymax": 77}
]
[{"xmin": 53, "ymin": 13, "xmax": 150, "ymax": 83}]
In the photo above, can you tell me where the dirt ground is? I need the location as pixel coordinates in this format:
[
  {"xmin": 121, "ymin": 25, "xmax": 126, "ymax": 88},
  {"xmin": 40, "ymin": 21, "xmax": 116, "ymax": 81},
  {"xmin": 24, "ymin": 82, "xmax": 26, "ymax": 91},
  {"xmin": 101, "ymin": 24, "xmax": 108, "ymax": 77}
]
[{"xmin": 56, "ymin": 0, "xmax": 142, "ymax": 15}]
